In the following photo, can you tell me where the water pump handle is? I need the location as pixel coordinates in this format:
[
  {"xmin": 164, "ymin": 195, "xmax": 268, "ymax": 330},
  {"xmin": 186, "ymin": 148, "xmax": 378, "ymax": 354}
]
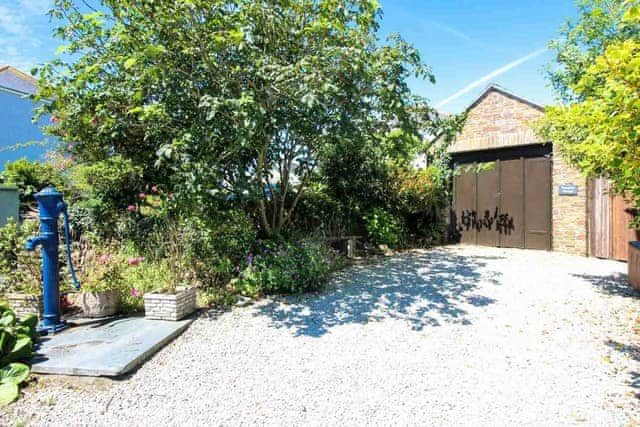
[{"xmin": 59, "ymin": 202, "xmax": 81, "ymax": 290}]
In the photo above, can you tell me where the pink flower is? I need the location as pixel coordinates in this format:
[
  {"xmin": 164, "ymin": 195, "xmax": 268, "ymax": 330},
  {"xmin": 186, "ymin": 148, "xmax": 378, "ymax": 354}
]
[
  {"xmin": 127, "ymin": 205, "xmax": 137, "ymax": 212},
  {"xmin": 138, "ymin": 192, "xmax": 146, "ymax": 199},
  {"xmin": 131, "ymin": 288, "xmax": 141, "ymax": 298},
  {"xmin": 151, "ymin": 185, "xmax": 159, "ymax": 193},
  {"xmin": 98, "ymin": 255, "xmax": 113, "ymax": 264},
  {"xmin": 128, "ymin": 256, "xmax": 145, "ymax": 266},
  {"xmin": 49, "ymin": 116, "xmax": 59, "ymax": 124}
]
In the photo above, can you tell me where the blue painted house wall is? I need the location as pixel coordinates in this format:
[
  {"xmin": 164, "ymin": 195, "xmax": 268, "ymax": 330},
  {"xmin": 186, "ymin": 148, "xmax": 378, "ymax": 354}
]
[
  {"xmin": 0, "ymin": 91, "xmax": 52, "ymax": 165},
  {"xmin": 0, "ymin": 66, "xmax": 52, "ymax": 167}
]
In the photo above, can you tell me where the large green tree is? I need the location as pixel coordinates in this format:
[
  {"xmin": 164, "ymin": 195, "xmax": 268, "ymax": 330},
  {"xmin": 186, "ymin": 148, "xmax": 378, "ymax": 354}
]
[
  {"xmin": 35, "ymin": 0, "xmax": 433, "ymax": 236},
  {"xmin": 538, "ymin": 0, "xmax": 640, "ymax": 219}
]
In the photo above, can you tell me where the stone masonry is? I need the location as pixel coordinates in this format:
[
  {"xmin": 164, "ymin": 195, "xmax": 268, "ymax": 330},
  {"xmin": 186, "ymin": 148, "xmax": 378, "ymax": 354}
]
[
  {"xmin": 144, "ymin": 286, "xmax": 197, "ymax": 321},
  {"xmin": 449, "ymin": 85, "xmax": 588, "ymax": 256},
  {"xmin": 551, "ymin": 149, "xmax": 588, "ymax": 256},
  {"xmin": 6, "ymin": 293, "xmax": 42, "ymax": 319},
  {"xmin": 450, "ymin": 87, "xmax": 544, "ymax": 154}
]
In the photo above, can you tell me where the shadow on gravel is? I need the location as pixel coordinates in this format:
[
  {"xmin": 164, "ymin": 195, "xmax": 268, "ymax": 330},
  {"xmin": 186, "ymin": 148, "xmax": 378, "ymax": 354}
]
[
  {"xmin": 605, "ymin": 339, "xmax": 640, "ymax": 398},
  {"xmin": 573, "ymin": 272, "xmax": 640, "ymax": 299},
  {"xmin": 256, "ymin": 249, "xmax": 503, "ymax": 337}
]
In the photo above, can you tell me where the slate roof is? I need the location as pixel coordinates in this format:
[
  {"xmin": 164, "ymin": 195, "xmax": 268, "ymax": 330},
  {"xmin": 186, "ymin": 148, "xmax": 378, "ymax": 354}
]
[{"xmin": 0, "ymin": 65, "xmax": 38, "ymax": 96}]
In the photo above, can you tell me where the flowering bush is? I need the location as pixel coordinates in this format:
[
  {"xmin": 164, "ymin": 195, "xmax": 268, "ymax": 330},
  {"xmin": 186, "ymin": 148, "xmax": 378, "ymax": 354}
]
[
  {"xmin": 72, "ymin": 242, "xmax": 125, "ymax": 293},
  {"xmin": 231, "ymin": 240, "xmax": 343, "ymax": 296}
]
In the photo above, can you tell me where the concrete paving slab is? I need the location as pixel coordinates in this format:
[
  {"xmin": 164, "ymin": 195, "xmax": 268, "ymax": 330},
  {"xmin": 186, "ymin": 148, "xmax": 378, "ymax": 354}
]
[{"xmin": 31, "ymin": 316, "xmax": 194, "ymax": 377}]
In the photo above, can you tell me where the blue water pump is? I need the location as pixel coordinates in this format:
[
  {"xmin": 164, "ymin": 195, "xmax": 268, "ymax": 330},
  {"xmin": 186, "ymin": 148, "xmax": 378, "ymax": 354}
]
[{"xmin": 25, "ymin": 187, "xmax": 80, "ymax": 334}]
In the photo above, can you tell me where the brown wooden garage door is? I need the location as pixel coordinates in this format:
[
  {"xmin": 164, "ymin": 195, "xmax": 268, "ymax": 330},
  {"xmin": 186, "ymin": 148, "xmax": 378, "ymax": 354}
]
[{"xmin": 453, "ymin": 157, "xmax": 551, "ymax": 250}]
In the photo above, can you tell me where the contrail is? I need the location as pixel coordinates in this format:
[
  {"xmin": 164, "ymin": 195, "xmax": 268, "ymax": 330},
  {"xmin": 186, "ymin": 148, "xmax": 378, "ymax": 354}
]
[
  {"xmin": 436, "ymin": 48, "xmax": 547, "ymax": 109},
  {"xmin": 428, "ymin": 20, "xmax": 473, "ymax": 42}
]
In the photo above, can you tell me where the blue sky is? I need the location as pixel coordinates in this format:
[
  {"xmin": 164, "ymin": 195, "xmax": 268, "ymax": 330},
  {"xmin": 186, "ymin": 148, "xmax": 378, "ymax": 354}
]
[{"xmin": 0, "ymin": 0, "xmax": 577, "ymax": 113}]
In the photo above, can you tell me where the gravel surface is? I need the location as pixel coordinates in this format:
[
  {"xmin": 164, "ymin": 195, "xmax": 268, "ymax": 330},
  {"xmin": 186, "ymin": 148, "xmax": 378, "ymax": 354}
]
[{"xmin": 2, "ymin": 246, "xmax": 639, "ymax": 426}]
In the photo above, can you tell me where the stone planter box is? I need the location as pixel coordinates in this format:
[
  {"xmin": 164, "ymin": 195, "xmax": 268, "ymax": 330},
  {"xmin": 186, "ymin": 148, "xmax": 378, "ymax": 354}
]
[
  {"xmin": 144, "ymin": 286, "xmax": 196, "ymax": 321},
  {"xmin": 628, "ymin": 241, "xmax": 640, "ymax": 291},
  {"xmin": 6, "ymin": 293, "xmax": 42, "ymax": 319},
  {"xmin": 79, "ymin": 289, "xmax": 121, "ymax": 318}
]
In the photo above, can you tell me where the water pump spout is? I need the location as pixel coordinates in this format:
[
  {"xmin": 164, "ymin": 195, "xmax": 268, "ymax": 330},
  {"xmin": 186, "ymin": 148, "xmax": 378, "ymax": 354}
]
[{"xmin": 25, "ymin": 236, "xmax": 45, "ymax": 251}]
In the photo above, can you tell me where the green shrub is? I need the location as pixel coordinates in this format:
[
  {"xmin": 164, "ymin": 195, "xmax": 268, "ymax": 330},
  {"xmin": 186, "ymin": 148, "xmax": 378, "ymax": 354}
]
[
  {"xmin": 136, "ymin": 212, "xmax": 257, "ymax": 290},
  {"xmin": 0, "ymin": 303, "xmax": 37, "ymax": 406},
  {"xmin": 0, "ymin": 158, "xmax": 68, "ymax": 211},
  {"xmin": 232, "ymin": 240, "xmax": 343, "ymax": 296},
  {"xmin": 0, "ymin": 219, "xmax": 41, "ymax": 295},
  {"xmin": 393, "ymin": 165, "xmax": 449, "ymax": 245},
  {"xmin": 69, "ymin": 156, "xmax": 144, "ymax": 237},
  {"xmin": 363, "ymin": 208, "xmax": 403, "ymax": 248},
  {"xmin": 292, "ymin": 184, "xmax": 355, "ymax": 237}
]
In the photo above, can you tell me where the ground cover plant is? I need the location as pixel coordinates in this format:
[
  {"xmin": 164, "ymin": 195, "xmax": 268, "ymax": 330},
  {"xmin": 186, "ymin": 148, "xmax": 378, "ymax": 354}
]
[{"xmin": 0, "ymin": 305, "xmax": 37, "ymax": 405}]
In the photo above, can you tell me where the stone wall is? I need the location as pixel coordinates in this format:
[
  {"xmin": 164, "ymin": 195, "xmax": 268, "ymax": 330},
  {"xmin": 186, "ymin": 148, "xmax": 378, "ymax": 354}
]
[
  {"xmin": 450, "ymin": 88, "xmax": 544, "ymax": 153},
  {"xmin": 6, "ymin": 293, "xmax": 42, "ymax": 319},
  {"xmin": 551, "ymin": 149, "xmax": 588, "ymax": 256}
]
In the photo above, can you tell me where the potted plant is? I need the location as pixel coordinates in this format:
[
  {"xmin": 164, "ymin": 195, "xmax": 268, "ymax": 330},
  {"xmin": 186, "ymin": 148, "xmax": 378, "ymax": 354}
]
[
  {"xmin": 629, "ymin": 241, "xmax": 640, "ymax": 291},
  {"xmin": 143, "ymin": 285, "xmax": 197, "ymax": 321},
  {"xmin": 141, "ymin": 256, "xmax": 196, "ymax": 321},
  {"xmin": 0, "ymin": 219, "xmax": 43, "ymax": 319},
  {"xmin": 75, "ymin": 250, "xmax": 122, "ymax": 318}
]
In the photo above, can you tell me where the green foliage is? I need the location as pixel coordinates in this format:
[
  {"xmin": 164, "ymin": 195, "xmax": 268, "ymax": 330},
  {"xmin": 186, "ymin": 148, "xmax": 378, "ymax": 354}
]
[
  {"xmin": 547, "ymin": 0, "xmax": 639, "ymax": 102},
  {"xmin": 363, "ymin": 208, "xmax": 403, "ymax": 248},
  {"xmin": 232, "ymin": 240, "xmax": 343, "ymax": 296},
  {"xmin": 318, "ymin": 108, "xmax": 461, "ymax": 244},
  {"xmin": 0, "ymin": 304, "xmax": 36, "ymax": 406},
  {"xmin": 538, "ymin": 0, "xmax": 640, "ymax": 224},
  {"xmin": 393, "ymin": 165, "xmax": 450, "ymax": 244},
  {"xmin": 395, "ymin": 166, "xmax": 448, "ymax": 216},
  {"xmin": 36, "ymin": 0, "xmax": 434, "ymax": 237},
  {"xmin": 119, "ymin": 259, "xmax": 175, "ymax": 313},
  {"xmin": 69, "ymin": 156, "xmax": 144, "ymax": 236},
  {"xmin": 0, "ymin": 159, "xmax": 67, "ymax": 211},
  {"xmin": 292, "ymin": 183, "xmax": 353, "ymax": 236},
  {"xmin": 0, "ymin": 219, "xmax": 41, "ymax": 295}
]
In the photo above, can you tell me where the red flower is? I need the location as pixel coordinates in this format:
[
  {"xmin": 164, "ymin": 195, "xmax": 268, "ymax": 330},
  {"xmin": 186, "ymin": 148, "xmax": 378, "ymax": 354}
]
[{"xmin": 49, "ymin": 116, "xmax": 59, "ymax": 124}]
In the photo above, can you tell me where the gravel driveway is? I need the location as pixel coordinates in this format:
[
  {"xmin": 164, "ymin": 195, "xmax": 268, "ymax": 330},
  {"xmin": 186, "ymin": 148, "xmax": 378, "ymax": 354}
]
[{"xmin": 3, "ymin": 246, "xmax": 639, "ymax": 426}]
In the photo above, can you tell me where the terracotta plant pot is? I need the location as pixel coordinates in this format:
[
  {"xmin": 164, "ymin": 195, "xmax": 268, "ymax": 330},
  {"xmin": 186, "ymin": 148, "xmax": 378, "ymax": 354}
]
[
  {"xmin": 628, "ymin": 241, "xmax": 640, "ymax": 291},
  {"xmin": 6, "ymin": 293, "xmax": 42, "ymax": 319},
  {"xmin": 80, "ymin": 289, "xmax": 121, "ymax": 318},
  {"xmin": 144, "ymin": 286, "xmax": 196, "ymax": 321}
]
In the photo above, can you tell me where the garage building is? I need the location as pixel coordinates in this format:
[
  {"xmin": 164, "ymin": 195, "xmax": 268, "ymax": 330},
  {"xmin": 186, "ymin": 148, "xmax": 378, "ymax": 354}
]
[{"xmin": 449, "ymin": 84, "xmax": 637, "ymax": 260}]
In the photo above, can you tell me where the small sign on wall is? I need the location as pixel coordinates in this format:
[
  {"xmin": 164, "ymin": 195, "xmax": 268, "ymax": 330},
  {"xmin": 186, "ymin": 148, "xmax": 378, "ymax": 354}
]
[{"xmin": 558, "ymin": 183, "xmax": 579, "ymax": 196}]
